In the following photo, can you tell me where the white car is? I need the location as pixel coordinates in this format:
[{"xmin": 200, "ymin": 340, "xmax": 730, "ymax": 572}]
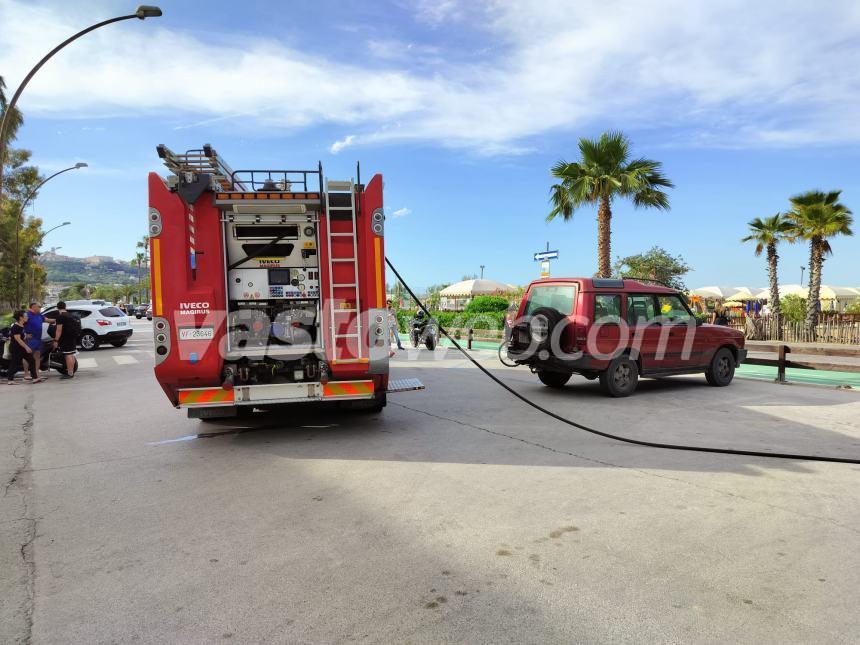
[{"xmin": 41, "ymin": 304, "xmax": 133, "ymax": 351}]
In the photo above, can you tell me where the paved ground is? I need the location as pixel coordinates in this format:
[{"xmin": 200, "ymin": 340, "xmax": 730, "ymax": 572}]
[{"xmin": 2, "ymin": 319, "xmax": 860, "ymax": 643}]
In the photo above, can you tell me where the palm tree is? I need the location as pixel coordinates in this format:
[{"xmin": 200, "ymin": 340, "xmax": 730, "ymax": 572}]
[
  {"xmin": 741, "ymin": 214, "xmax": 793, "ymax": 336},
  {"xmin": 785, "ymin": 190, "xmax": 853, "ymax": 333},
  {"xmin": 548, "ymin": 131, "xmax": 673, "ymax": 277},
  {"xmin": 134, "ymin": 252, "xmax": 146, "ymax": 302}
]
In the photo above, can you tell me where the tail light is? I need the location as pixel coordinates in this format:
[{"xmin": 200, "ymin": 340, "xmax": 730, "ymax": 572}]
[{"xmin": 96, "ymin": 319, "xmax": 112, "ymax": 326}]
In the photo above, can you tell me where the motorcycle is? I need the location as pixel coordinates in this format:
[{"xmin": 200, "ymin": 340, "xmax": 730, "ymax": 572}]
[{"xmin": 409, "ymin": 311, "xmax": 439, "ymax": 350}]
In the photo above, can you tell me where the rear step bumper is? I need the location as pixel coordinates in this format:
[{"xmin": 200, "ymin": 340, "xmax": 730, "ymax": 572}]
[{"xmin": 178, "ymin": 379, "xmax": 376, "ymax": 408}]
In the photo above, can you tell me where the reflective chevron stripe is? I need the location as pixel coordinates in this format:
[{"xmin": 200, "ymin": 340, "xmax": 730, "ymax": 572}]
[
  {"xmin": 322, "ymin": 380, "xmax": 375, "ymax": 398},
  {"xmin": 179, "ymin": 388, "xmax": 235, "ymax": 406}
]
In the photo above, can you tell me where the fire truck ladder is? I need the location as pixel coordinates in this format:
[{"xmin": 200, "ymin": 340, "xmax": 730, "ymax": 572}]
[
  {"xmin": 325, "ymin": 179, "xmax": 363, "ymax": 363},
  {"xmin": 156, "ymin": 143, "xmax": 247, "ymax": 191}
]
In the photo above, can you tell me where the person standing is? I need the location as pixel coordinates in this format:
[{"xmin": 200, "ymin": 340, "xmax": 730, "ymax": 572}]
[
  {"xmin": 24, "ymin": 302, "xmax": 45, "ymax": 380},
  {"xmin": 53, "ymin": 301, "xmax": 79, "ymax": 380},
  {"xmin": 6, "ymin": 310, "xmax": 40, "ymax": 384},
  {"xmin": 387, "ymin": 299, "xmax": 403, "ymax": 350}
]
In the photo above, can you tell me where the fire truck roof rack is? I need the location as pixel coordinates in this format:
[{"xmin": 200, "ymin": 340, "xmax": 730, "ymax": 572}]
[
  {"xmin": 156, "ymin": 143, "xmax": 248, "ymax": 191},
  {"xmin": 230, "ymin": 163, "xmax": 324, "ymax": 195}
]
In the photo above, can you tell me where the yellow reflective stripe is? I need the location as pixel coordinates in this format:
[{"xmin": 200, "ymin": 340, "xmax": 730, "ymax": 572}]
[
  {"xmin": 374, "ymin": 237, "xmax": 383, "ymax": 308},
  {"xmin": 152, "ymin": 238, "xmax": 163, "ymax": 316}
]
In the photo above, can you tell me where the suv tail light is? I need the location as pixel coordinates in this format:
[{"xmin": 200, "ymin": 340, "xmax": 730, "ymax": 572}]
[{"xmin": 96, "ymin": 319, "xmax": 112, "ymax": 326}]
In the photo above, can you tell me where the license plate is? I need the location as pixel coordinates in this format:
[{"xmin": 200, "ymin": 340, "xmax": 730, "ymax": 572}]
[
  {"xmin": 117, "ymin": 322, "xmax": 127, "ymax": 326},
  {"xmin": 179, "ymin": 327, "xmax": 215, "ymax": 340}
]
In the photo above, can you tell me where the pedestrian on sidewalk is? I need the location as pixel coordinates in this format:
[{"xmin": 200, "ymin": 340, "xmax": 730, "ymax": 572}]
[
  {"xmin": 53, "ymin": 301, "xmax": 80, "ymax": 380},
  {"xmin": 387, "ymin": 299, "xmax": 403, "ymax": 350},
  {"xmin": 24, "ymin": 302, "xmax": 45, "ymax": 380},
  {"xmin": 6, "ymin": 310, "xmax": 40, "ymax": 384}
]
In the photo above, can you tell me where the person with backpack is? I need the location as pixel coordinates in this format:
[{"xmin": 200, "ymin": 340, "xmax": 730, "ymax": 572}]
[
  {"xmin": 6, "ymin": 310, "xmax": 40, "ymax": 384},
  {"xmin": 52, "ymin": 302, "xmax": 80, "ymax": 380}
]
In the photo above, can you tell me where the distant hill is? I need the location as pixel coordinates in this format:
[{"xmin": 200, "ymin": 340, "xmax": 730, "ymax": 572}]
[{"xmin": 42, "ymin": 252, "xmax": 139, "ymax": 285}]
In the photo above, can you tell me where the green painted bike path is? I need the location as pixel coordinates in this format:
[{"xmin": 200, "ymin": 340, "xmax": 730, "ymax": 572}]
[{"xmin": 417, "ymin": 336, "xmax": 860, "ymax": 389}]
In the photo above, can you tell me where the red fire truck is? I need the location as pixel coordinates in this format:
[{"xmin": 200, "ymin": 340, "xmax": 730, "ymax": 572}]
[{"xmin": 147, "ymin": 144, "xmax": 407, "ymax": 419}]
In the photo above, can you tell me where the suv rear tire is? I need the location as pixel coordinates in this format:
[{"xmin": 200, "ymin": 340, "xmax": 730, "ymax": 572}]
[
  {"xmin": 537, "ymin": 370, "xmax": 571, "ymax": 389},
  {"xmin": 599, "ymin": 355, "xmax": 639, "ymax": 397},
  {"xmin": 706, "ymin": 347, "xmax": 735, "ymax": 386},
  {"xmin": 111, "ymin": 338, "xmax": 128, "ymax": 347}
]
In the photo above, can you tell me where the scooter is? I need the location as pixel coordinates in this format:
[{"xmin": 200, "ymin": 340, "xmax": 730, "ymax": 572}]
[{"xmin": 409, "ymin": 311, "xmax": 439, "ymax": 350}]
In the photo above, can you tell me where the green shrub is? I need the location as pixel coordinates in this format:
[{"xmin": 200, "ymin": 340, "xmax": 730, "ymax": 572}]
[
  {"xmin": 780, "ymin": 294, "xmax": 807, "ymax": 323},
  {"xmin": 465, "ymin": 295, "xmax": 510, "ymax": 314},
  {"xmin": 395, "ymin": 309, "xmax": 505, "ymax": 332},
  {"xmin": 845, "ymin": 299, "xmax": 860, "ymax": 314}
]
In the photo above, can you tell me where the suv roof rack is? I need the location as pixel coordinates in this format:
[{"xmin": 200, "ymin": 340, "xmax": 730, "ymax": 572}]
[{"xmin": 621, "ymin": 276, "xmax": 675, "ymax": 289}]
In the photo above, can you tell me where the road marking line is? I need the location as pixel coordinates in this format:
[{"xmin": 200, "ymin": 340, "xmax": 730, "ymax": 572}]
[
  {"xmin": 77, "ymin": 358, "xmax": 97, "ymax": 370},
  {"xmin": 113, "ymin": 355, "xmax": 139, "ymax": 365}
]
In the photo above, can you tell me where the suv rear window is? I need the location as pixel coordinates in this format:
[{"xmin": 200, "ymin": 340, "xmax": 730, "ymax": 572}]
[
  {"xmin": 99, "ymin": 307, "xmax": 125, "ymax": 317},
  {"xmin": 524, "ymin": 285, "xmax": 576, "ymax": 316}
]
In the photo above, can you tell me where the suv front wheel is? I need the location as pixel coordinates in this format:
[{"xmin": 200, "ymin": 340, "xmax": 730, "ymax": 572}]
[
  {"xmin": 599, "ymin": 355, "xmax": 639, "ymax": 397},
  {"xmin": 706, "ymin": 347, "xmax": 735, "ymax": 386},
  {"xmin": 537, "ymin": 370, "xmax": 571, "ymax": 389},
  {"xmin": 79, "ymin": 331, "xmax": 100, "ymax": 351}
]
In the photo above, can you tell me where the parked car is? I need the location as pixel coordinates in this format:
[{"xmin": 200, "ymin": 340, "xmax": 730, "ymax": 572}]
[
  {"xmin": 506, "ymin": 278, "xmax": 747, "ymax": 397},
  {"xmin": 41, "ymin": 304, "xmax": 133, "ymax": 351},
  {"xmin": 135, "ymin": 303, "xmax": 151, "ymax": 319}
]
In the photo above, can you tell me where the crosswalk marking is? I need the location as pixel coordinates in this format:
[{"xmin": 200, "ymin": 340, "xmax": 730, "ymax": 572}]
[
  {"xmin": 113, "ymin": 355, "xmax": 139, "ymax": 365},
  {"xmin": 77, "ymin": 358, "xmax": 97, "ymax": 370}
]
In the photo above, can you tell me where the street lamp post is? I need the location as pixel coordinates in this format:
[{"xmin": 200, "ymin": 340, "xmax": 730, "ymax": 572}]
[
  {"xmin": 14, "ymin": 165, "xmax": 85, "ymax": 305},
  {"xmin": 0, "ymin": 6, "xmax": 162, "ymax": 188},
  {"xmin": 28, "ymin": 223, "xmax": 70, "ymax": 303},
  {"xmin": 800, "ymin": 266, "xmax": 806, "ymax": 286},
  {"xmin": 1, "ymin": 4, "xmax": 161, "ymax": 305}
]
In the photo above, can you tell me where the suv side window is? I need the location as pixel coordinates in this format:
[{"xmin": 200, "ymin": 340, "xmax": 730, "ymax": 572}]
[
  {"xmin": 44, "ymin": 310, "xmax": 59, "ymax": 321},
  {"xmin": 656, "ymin": 295, "xmax": 694, "ymax": 323},
  {"xmin": 627, "ymin": 295, "xmax": 657, "ymax": 325},
  {"xmin": 594, "ymin": 294, "xmax": 621, "ymax": 322},
  {"xmin": 70, "ymin": 309, "xmax": 92, "ymax": 318}
]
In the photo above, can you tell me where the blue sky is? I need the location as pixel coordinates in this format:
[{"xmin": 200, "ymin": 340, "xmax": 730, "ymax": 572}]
[{"xmin": 2, "ymin": 0, "xmax": 860, "ymax": 290}]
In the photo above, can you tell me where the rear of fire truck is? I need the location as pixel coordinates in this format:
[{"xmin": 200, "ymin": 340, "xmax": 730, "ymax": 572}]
[{"xmin": 147, "ymin": 144, "xmax": 391, "ymax": 418}]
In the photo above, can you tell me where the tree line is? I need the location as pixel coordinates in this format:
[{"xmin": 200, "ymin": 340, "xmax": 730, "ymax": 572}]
[{"xmin": 547, "ymin": 130, "xmax": 854, "ymax": 337}]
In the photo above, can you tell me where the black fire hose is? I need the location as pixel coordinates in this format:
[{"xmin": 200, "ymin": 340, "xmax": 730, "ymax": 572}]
[{"xmin": 386, "ymin": 257, "xmax": 860, "ymax": 465}]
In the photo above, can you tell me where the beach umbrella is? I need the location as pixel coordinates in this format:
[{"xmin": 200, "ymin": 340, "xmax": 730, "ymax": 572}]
[
  {"xmin": 777, "ymin": 284, "xmax": 809, "ymax": 298},
  {"xmin": 690, "ymin": 286, "xmax": 741, "ymax": 299}
]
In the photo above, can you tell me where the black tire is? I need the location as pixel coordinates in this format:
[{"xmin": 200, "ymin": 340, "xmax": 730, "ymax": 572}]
[
  {"xmin": 537, "ymin": 370, "xmax": 571, "ymax": 389},
  {"xmin": 79, "ymin": 332, "xmax": 99, "ymax": 351},
  {"xmin": 706, "ymin": 347, "xmax": 735, "ymax": 386},
  {"xmin": 410, "ymin": 331, "xmax": 419, "ymax": 348},
  {"xmin": 135, "ymin": 314, "xmax": 142, "ymax": 319},
  {"xmin": 598, "ymin": 355, "xmax": 639, "ymax": 397},
  {"xmin": 111, "ymin": 338, "xmax": 128, "ymax": 347},
  {"xmin": 424, "ymin": 333, "xmax": 436, "ymax": 351},
  {"xmin": 528, "ymin": 307, "xmax": 566, "ymax": 351}
]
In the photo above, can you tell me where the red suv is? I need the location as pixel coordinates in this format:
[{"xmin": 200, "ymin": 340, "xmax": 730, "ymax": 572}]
[{"xmin": 506, "ymin": 278, "xmax": 747, "ymax": 397}]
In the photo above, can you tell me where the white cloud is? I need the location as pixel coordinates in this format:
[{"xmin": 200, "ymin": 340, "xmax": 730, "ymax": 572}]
[
  {"xmin": 329, "ymin": 135, "xmax": 356, "ymax": 154},
  {"xmin": 3, "ymin": 0, "xmax": 860, "ymax": 153},
  {"xmin": 391, "ymin": 207, "xmax": 411, "ymax": 218}
]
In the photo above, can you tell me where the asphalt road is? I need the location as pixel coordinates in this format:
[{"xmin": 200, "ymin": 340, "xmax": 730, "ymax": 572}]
[{"xmin": 2, "ymin": 318, "xmax": 860, "ymax": 644}]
